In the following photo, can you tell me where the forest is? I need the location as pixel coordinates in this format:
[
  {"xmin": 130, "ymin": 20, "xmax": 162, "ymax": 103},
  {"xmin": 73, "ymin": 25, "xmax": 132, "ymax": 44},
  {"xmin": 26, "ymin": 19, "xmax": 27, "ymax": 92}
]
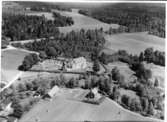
[
  {"xmin": 2, "ymin": 12, "xmax": 73, "ymax": 41},
  {"xmin": 14, "ymin": 29, "xmax": 105, "ymax": 70},
  {"xmin": 81, "ymin": 3, "xmax": 165, "ymax": 38}
]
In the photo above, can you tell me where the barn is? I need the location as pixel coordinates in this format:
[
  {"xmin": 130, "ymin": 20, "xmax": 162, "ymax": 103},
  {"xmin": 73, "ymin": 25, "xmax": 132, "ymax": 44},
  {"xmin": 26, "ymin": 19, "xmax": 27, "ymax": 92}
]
[{"xmin": 43, "ymin": 85, "xmax": 59, "ymax": 99}]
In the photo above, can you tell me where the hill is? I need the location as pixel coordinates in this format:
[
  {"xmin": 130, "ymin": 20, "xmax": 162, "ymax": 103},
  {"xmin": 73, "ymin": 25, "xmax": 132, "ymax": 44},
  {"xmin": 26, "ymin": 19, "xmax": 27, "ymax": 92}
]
[
  {"xmin": 20, "ymin": 88, "xmax": 162, "ymax": 121},
  {"xmin": 53, "ymin": 9, "xmax": 119, "ymax": 33},
  {"xmin": 104, "ymin": 32, "xmax": 165, "ymax": 55}
]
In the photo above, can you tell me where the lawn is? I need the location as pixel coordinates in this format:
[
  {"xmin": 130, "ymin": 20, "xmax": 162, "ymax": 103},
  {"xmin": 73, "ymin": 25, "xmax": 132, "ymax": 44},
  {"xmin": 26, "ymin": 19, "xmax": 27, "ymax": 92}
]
[
  {"xmin": 104, "ymin": 32, "xmax": 165, "ymax": 55},
  {"xmin": 20, "ymin": 88, "xmax": 162, "ymax": 121}
]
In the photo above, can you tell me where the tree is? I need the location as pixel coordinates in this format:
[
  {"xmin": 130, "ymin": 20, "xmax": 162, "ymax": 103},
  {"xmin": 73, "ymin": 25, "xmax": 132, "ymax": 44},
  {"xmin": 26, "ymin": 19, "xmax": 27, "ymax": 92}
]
[
  {"xmin": 139, "ymin": 52, "xmax": 144, "ymax": 61},
  {"xmin": 151, "ymin": 97, "xmax": 157, "ymax": 108},
  {"xmin": 31, "ymin": 80, "xmax": 38, "ymax": 91},
  {"xmin": 130, "ymin": 98, "xmax": 136, "ymax": 111},
  {"xmin": 144, "ymin": 48, "xmax": 154, "ymax": 63},
  {"xmin": 66, "ymin": 78, "xmax": 75, "ymax": 88},
  {"xmin": 50, "ymin": 80, "xmax": 56, "ymax": 88},
  {"xmin": 11, "ymin": 100, "xmax": 23, "ymax": 118},
  {"xmin": 136, "ymin": 63, "xmax": 152, "ymax": 82},
  {"xmin": 112, "ymin": 86, "xmax": 120, "ymax": 101},
  {"xmin": 111, "ymin": 67, "xmax": 120, "ymax": 81},
  {"xmin": 17, "ymin": 84, "xmax": 26, "ymax": 92},
  {"xmin": 39, "ymin": 51, "xmax": 47, "ymax": 59},
  {"xmin": 154, "ymin": 78, "xmax": 159, "ymax": 87},
  {"xmin": 25, "ymin": 82, "xmax": 33, "ymax": 91},
  {"xmin": 136, "ymin": 83, "xmax": 147, "ymax": 97},
  {"xmin": 59, "ymin": 74, "xmax": 66, "ymax": 86},
  {"xmin": 18, "ymin": 53, "xmax": 39, "ymax": 71},
  {"xmin": 93, "ymin": 60, "xmax": 100, "ymax": 72},
  {"xmin": 118, "ymin": 74, "xmax": 126, "ymax": 87},
  {"xmin": 148, "ymin": 101, "xmax": 154, "ymax": 115},
  {"xmin": 121, "ymin": 95, "xmax": 131, "ymax": 107},
  {"xmin": 99, "ymin": 52, "xmax": 107, "ymax": 64},
  {"xmin": 140, "ymin": 97, "xmax": 149, "ymax": 112},
  {"xmin": 103, "ymin": 79, "xmax": 111, "ymax": 95},
  {"xmin": 46, "ymin": 46, "xmax": 58, "ymax": 57}
]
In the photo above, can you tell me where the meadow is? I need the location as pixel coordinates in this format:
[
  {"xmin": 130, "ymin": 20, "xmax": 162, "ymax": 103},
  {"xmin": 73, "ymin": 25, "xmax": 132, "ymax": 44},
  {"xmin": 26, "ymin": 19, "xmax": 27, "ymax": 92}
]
[{"xmin": 104, "ymin": 32, "xmax": 165, "ymax": 55}]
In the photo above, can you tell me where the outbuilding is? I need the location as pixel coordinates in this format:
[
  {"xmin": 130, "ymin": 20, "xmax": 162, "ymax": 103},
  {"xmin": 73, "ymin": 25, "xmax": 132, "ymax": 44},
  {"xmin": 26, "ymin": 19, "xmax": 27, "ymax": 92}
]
[{"xmin": 43, "ymin": 85, "xmax": 59, "ymax": 99}]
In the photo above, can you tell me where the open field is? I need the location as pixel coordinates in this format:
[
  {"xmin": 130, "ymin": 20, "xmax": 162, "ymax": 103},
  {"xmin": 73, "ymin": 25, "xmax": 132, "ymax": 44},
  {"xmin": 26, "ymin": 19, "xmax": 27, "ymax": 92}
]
[
  {"xmin": 1, "ymin": 49, "xmax": 29, "ymax": 83},
  {"xmin": 106, "ymin": 61, "xmax": 136, "ymax": 83},
  {"xmin": 143, "ymin": 62, "xmax": 165, "ymax": 89},
  {"xmin": 53, "ymin": 9, "xmax": 119, "ymax": 33},
  {"xmin": 2, "ymin": 1, "xmax": 24, "ymax": 14},
  {"xmin": 104, "ymin": 32, "xmax": 165, "ymax": 55},
  {"xmin": 26, "ymin": 12, "xmax": 54, "ymax": 20},
  {"xmin": 20, "ymin": 88, "xmax": 162, "ymax": 122}
]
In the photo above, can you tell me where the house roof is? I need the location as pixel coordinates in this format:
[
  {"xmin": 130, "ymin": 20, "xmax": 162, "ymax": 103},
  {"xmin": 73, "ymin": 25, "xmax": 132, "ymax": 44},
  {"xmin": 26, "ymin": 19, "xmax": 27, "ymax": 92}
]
[{"xmin": 48, "ymin": 85, "xmax": 59, "ymax": 97}]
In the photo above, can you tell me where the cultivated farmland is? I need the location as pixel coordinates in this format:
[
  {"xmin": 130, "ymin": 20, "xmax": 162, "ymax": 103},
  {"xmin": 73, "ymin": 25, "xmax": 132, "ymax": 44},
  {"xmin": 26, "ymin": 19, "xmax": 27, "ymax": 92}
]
[{"xmin": 104, "ymin": 32, "xmax": 165, "ymax": 55}]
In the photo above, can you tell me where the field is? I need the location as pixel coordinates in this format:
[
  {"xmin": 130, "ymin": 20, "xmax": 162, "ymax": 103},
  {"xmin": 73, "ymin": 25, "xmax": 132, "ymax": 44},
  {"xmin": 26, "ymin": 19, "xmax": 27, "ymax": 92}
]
[
  {"xmin": 20, "ymin": 88, "xmax": 162, "ymax": 122},
  {"xmin": 104, "ymin": 32, "xmax": 165, "ymax": 55},
  {"xmin": 53, "ymin": 9, "xmax": 119, "ymax": 33},
  {"xmin": 1, "ymin": 49, "xmax": 29, "ymax": 84},
  {"xmin": 26, "ymin": 12, "xmax": 54, "ymax": 20}
]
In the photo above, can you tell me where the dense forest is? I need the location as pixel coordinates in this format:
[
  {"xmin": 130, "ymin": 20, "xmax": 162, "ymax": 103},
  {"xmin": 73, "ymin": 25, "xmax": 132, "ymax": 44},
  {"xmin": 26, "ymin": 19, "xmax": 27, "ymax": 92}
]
[
  {"xmin": 81, "ymin": 3, "xmax": 165, "ymax": 38},
  {"xmin": 17, "ymin": 1, "xmax": 72, "ymax": 12},
  {"xmin": 2, "ymin": 12, "xmax": 73, "ymax": 41},
  {"xmin": 13, "ymin": 29, "xmax": 105, "ymax": 70}
]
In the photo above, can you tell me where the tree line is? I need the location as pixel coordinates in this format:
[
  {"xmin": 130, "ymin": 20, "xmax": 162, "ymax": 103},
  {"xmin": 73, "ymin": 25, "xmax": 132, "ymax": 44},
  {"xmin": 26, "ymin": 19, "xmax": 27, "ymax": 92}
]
[
  {"xmin": 80, "ymin": 3, "xmax": 165, "ymax": 38},
  {"xmin": 2, "ymin": 12, "xmax": 74, "ymax": 41},
  {"xmin": 99, "ymin": 48, "xmax": 165, "ymax": 67}
]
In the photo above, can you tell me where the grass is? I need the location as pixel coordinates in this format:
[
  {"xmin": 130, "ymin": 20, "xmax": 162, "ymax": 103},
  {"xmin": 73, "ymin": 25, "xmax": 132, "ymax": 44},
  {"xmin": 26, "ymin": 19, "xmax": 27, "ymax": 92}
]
[
  {"xmin": 143, "ymin": 62, "xmax": 165, "ymax": 89},
  {"xmin": 26, "ymin": 12, "xmax": 54, "ymax": 20},
  {"xmin": 104, "ymin": 32, "xmax": 165, "ymax": 55},
  {"xmin": 53, "ymin": 9, "xmax": 119, "ymax": 33},
  {"xmin": 119, "ymin": 88, "xmax": 140, "ymax": 102},
  {"xmin": 20, "ymin": 88, "xmax": 161, "ymax": 121},
  {"xmin": 1, "ymin": 49, "xmax": 29, "ymax": 83},
  {"xmin": 106, "ymin": 61, "xmax": 136, "ymax": 83}
]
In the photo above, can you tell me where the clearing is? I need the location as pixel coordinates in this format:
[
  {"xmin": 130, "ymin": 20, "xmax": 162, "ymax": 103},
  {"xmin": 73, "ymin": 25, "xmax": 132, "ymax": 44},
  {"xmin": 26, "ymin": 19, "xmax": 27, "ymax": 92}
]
[
  {"xmin": 104, "ymin": 32, "xmax": 165, "ymax": 55},
  {"xmin": 143, "ymin": 62, "xmax": 165, "ymax": 89},
  {"xmin": 1, "ymin": 48, "xmax": 30, "ymax": 88},
  {"xmin": 53, "ymin": 9, "xmax": 119, "ymax": 33},
  {"xmin": 106, "ymin": 61, "xmax": 137, "ymax": 83},
  {"xmin": 26, "ymin": 12, "xmax": 54, "ymax": 20}
]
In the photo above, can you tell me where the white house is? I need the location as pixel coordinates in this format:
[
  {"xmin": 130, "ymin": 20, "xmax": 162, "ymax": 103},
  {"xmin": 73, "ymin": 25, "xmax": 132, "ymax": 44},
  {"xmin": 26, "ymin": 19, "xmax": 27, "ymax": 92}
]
[
  {"xmin": 92, "ymin": 88, "xmax": 101, "ymax": 99},
  {"xmin": 66, "ymin": 57, "xmax": 87, "ymax": 71}
]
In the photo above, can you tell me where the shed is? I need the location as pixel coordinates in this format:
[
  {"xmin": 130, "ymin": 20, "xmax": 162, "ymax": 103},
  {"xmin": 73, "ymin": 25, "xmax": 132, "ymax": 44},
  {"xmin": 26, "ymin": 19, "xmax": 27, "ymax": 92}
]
[{"xmin": 43, "ymin": 85, "xmax": 59, "ymax": 99}]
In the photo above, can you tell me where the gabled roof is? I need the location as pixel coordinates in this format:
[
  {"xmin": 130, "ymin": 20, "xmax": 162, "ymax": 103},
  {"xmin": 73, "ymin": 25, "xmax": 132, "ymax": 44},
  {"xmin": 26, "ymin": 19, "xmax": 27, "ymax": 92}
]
[{"xmin": 48, "ymin": 85, "xmax": 59, "ymax": 97}]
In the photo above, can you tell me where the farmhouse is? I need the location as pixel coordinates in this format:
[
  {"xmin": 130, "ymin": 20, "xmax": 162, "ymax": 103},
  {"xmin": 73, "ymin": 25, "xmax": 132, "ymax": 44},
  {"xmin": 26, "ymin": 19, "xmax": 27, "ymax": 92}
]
[
  {"xmin": 66, "ymin": 57, "xmax": 87, "ymax": 71},
  {"xmin": 84, "ymin": 88, "xmax": 105, "ymax": 105},
  {"xmin": 43, "ymin": 85, "xmax": 59, "ymax": 99}
]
